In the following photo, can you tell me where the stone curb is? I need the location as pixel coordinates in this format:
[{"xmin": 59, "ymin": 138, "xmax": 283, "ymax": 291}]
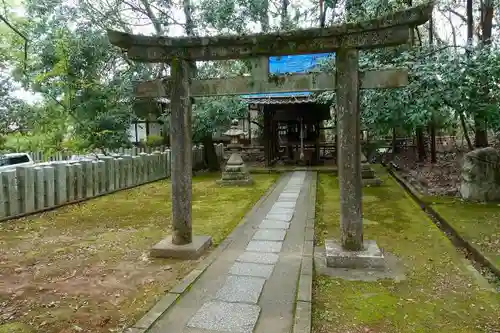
[
  {"xmin": 124, "ymin": 174, "xmax": 285, "ymax": 333},
  {"xmin": 250, "ymin": 168, "xmax": 337, "ymax": 175},
  {"xmin": 293, "ymin": 171, "xmax": 317, "ymax": 333},
  {"xmin": 386, "ymin": 166, "xmax": 500, "ymax": 279}
]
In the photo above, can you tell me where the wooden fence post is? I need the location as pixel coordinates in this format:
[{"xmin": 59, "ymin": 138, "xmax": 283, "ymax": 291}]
[{"xmin": 130, "ymin": 156, "xmax": 137, "ymax": 186}]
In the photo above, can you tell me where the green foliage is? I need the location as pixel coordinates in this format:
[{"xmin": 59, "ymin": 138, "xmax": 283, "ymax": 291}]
[
  {"xmin": 192, "ymin": 96, "xmax": 248, "ymax": 142},
  {"xmin": 143, "ymin": 135, "xmax": 164, "ymax": 148}
]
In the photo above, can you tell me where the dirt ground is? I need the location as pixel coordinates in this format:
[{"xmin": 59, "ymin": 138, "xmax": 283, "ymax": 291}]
[
  {"xmin": 392, "ymin": 148, "xmax": 464, "ymax": 196},
  {"xmin": 0, "ymin": 173, "xmax": 278, "ymax": 333}
]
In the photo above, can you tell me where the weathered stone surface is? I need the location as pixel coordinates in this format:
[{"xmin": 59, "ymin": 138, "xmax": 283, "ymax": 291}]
[
  {"xmin": 259, "ymin": 220, "xmax": 290, "ymax": 229},
  {"xmin": 253, "ymin": 229, "xmax": 287, "ymax": 241},
  {"xmin": 237, "ymin": 251, "xmax": 280, "ymax": 265},
  {"xmin": 150, "ymin": 235, "xmax": 212, "ymax": 259},
  {"xmin": 134, "ymin": 293, "xmax": 179, "ymax": 329},
  {"xmin": 460, "ymin": 147, "xmax": 500, "ymax": 202},
  {"xmin": 336, "ymin": 48, "xmax": 364, "ymax": 251},
  {"xmin": 268, "ymin": 206, "xmax": 295, "ymax": 215},
  {"xmin": 363, "ymin": 178, "xmax": 383, "ymax": 187},
  {"xmin": 217, "ymin": 152, "xmax": 253, "ymax": 185},
  {"xmin": 170, "ymin": 57, "xmax": 193, "ymax": 245},
  {"xmin": 266, "ymin": 212, "xmax": 294, "ymax": 222},
  {"xmin": 215, "ymin": 275, "xmax": 266, "ymax": 303},
  {"xmin": 109, "ymin": 3, "xmax": 432, "ymax": 62},
  {"xmin": 246, "ymin": 240, "xmax": 283, "ymax": 253},
  {"xmin": 276, "ymin": 196, "xmax": 299, "ymax": 202},
  {"xmin": 272, "ymin": 201, "xmax": 297, "ymax": 209},
  {"xmin": 229, "ymin": 262, "xmax": 275, "ymax": 278},
  {"xmin": 325, "ymin": 239, "xmax": 385, "ymax": 270},
  {"xmin": 187, "ymin": 301, "xmax": 260, "ymax": 333}
]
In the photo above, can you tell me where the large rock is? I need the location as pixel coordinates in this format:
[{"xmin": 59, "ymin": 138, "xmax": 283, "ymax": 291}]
[{"xmin": 460, "ymin": 147, "xmax": 500, "ymax": 202}]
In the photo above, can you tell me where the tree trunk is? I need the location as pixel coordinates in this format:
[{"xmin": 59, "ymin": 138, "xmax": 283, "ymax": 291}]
[
  {"xmin": 459, "ymin": 112, "xmax": 474, "ymax": 151},
  {"xmin": 260, "ymin": 0, "xmax": 270, "ymax": 32},
  {"xmin": 391, "ymin": 127, "xmax": 397, "ymax": 160},
  {"xmin": 474, "ymin": 0, "xmax": 493, "ymax": 148},
  {"xmin": 202, "ymin": 136, "xmax": 220, "ymax": 171},
  {"xmin": 430, "ymin": 122, "xmax": 437, "ymax": 163},
  {"xmin": 280, "ymin": 0, "xmax": 289, "ymax": 29},
  {"xmin": 416, "ymin": 126, "xmax": 426, "ymax": 162}
]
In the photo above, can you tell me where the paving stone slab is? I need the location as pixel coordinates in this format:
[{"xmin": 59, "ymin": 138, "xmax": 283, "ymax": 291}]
[
  {"xmin": 259, "ymin": 220, "xmax": 290, "ymax": 229},
  {"xmin": 279, "ymin": 192, "xmax": 300, "ymax": 198},
  {"xmin": 282, "ymin": 189, "xmax": 301, "ymax": 193},
  {"xmin": 276, "ymin": 197, "xmax": 298, "ymax": 203},
  {"xmin": 267, "ymin": 207, "xmax": 295, "ymax": 215},
  {"xmin": 246, "ymin": 240, "xmax": 283, "ymax": 253},
  {"xmin": 266, "ymin": 212, "xmax": 293, "ymax": 222},
  {"xmin": 230, "ymin": 262, "xmax": 275, "ymax": 278},
  {"xmin": 187, "ymin": 301, "xmax": 260, "ymax": 333},
  {"xmin": 277, "ymin": 194, "xmax": 299, "ymax": 200},
  {"xmin": 253, "ymin": 229, "xmax": 287, "ymax": 241},
  {"xmin": 273, "ymin": 201, "xmax": 297, "ymax": 209},
  {"xmin": 215, "ymin": 275, "xmax": 266, "ymax": 303},
  {"xmin": 237, "ymin": 251, "xmax": 280, "ymax": 265}
]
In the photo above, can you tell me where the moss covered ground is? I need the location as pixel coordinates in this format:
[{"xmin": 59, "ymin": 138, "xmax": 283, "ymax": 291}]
[
  {"xmin": 430, "ymin": 200, "xmax": 500, "ymax": 271},
  {"xmin": 0, "ymin": 173, "xmax": 278, "ymax": 333},
  {"xmin": 313, "ymin": 171, "xmax": 500, "ymax": 333}
]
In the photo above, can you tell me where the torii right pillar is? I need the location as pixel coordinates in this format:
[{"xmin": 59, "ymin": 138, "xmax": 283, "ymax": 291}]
[{"xmin": 325, "ymin": 48, "xmax": 385, "ymax": 270}]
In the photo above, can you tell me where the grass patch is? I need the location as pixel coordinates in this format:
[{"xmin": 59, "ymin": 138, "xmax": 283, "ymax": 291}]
[
  {"xmin": 0, "ymin": 173, "xmax": 278, "ymax": 333},
  {"xmin": 314, "ymin": 171, "xmax": 500, "ymax": 333},
  {"xmin": 431, "ymin": 200, "xmax": 500, "ymax": 270}
]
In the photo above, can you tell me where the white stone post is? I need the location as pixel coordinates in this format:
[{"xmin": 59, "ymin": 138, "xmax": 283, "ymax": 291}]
[
  {"xmin": 66, "ymin": 164, "xmax": 75, "ymax": 201},
  {"xmin": 16, "ymin": 166, "xmax": 35, "ymax": 214},
  {"xmin": 43, "ymin": 166, "xmax": 55, "ymax": 208},
  {"xmin": 2, "ymin": 170, "xmax": 17, "ymax": 216},
  {"xmin": 34, "ymin": 167, "xmax": 45, "ymax": 210},
  {"xmin": 54, "ymin": 163, "xmax": 67, "ymax": 205},
  {"xmin": 74, "ymin": 163, "xmax": 84, "ymax": 200}
]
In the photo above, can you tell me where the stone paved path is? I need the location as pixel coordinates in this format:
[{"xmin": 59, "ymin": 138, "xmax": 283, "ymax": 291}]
[{"xmin": 148, "ymin": 171, "xmax": 313, "ymax": 333}]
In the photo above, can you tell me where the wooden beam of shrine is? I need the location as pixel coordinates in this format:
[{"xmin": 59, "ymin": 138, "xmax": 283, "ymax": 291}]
[
  {"xmin": 107, "ymin": 2, "xmax": 433, "ymax": 62},
  {"xmin": 134, "ymin": 69, "xmax": 408, "ymax": 98}
]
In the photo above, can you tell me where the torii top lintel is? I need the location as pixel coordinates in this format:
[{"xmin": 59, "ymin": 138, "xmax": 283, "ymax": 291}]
[{"xmin": 107, "ymin": 2, "xmax": 433, "ymax": 63}]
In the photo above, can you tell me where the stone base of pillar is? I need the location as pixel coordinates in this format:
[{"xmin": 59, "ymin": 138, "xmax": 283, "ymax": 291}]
[
  {"xmin": 361, "ymin": 163, "xmax": 383, "ymax": 187},
  {"xmin": 150, "ymin": 235, "xmax": 212, "ymax": 259},
  {"xmin": 216, "ymin": 152, "xmax": 253, "ymax": 186},
  {"xmin": 324, "ymin": 239, "xmax": 385, "ymax": 270}
]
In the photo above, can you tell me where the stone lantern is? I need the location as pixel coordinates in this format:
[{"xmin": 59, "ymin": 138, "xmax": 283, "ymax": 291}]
[{"xmin": 217, "ymin": 119, "xmax": 253, "ymax": 185}]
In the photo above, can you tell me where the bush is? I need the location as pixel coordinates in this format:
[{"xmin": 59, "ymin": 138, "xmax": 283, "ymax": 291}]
[{"xmin": 143, "ymin": 135, "xmax": 164, "ymax": 147}]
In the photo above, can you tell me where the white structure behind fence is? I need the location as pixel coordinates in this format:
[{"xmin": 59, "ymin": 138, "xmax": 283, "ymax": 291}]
[{"xmin": 0, "ymin": 144, "xmax": 225, "ymax": 221}]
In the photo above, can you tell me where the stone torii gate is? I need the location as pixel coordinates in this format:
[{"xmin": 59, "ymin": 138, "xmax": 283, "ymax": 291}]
[{"xmin": 107, "ymin": 2, "xmax": 433, "ymax": 263}]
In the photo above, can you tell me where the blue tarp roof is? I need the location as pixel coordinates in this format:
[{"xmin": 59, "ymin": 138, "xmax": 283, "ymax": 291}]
[{"xmin": 241, "ymin": 53, "xmax": 335, "ymax": 99}]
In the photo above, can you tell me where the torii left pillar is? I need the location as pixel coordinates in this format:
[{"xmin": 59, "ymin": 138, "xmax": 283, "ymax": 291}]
[{"xmin": 150, "ymin": 57, "xmax": 212, "ymax": 259}]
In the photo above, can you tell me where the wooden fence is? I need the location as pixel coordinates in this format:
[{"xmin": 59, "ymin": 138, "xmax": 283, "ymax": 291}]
[{"xmin": 0, "ymin": 144, "xmax": 224, "ymax": 221}]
